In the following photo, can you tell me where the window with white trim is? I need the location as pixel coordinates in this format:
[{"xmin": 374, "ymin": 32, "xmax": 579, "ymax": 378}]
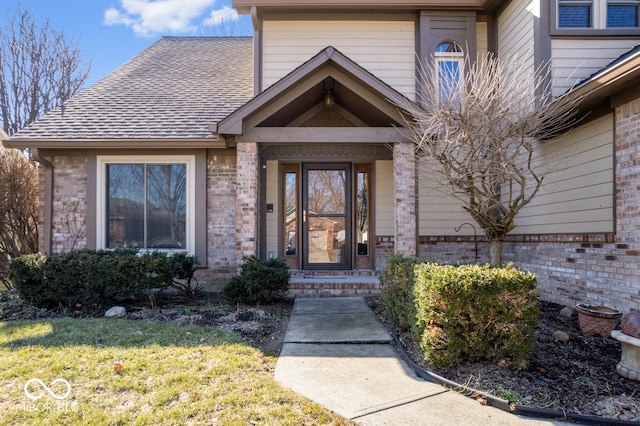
[
  {"xmin": 434, "ymin": 41, "xmax": 464, "ymax": 104},
  {"xmin": 96, "ymin": 156, "xmax": 195, "ymax": 253},
  {"xmin": 558, "ymin": 0, "xmax": 640, "ymax": 28}
]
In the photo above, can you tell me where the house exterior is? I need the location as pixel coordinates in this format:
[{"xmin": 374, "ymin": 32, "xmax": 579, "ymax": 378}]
[{"xmin": 3, "ymin": 0, "xmax": 640, "ymax": 312}]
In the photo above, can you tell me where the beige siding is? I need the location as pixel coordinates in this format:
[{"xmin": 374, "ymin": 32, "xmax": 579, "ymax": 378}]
[
  {"xmin": 476, "ymin": 21, "xmax": 488, "ymax": 56},
  {"xmin": 497, "ymin": 0, "xmax": 535, "ymax": 71},
  {"xmin": 551, "ymin": 39, "xmax": 640, "ymax": 96},
  {"xmin": 514, "ymin": 114, "xmax": 614, "ymax": 233},
  {"xmin": 265, "ymin": 160, "xmax": 279, "ymax": 256},
  {"xmin": 417, "ymin": 156, "xmax": 478, "ymax": 236},
  {"xmin": 262, "ymin": 20, "xmax": 416, "ymax": 98},
  {"xmin": 375, "ymin": 160, "xmax": 394, "ymax": 235}
]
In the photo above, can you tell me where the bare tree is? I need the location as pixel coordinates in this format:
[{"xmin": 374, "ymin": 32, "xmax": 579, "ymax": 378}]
[
  {"xmin": 0, "ymin": 5, "xmax": 90, "ymax": 136},
  {"xmin": 0, "ymin": 145, "xmax": 38, "ymax": 288},
  {"xmin": 399, "ymin": 52, "xmax": 581, "ymax": 266}
]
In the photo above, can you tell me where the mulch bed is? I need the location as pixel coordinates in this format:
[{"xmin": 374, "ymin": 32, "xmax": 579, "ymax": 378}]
[{"xmin": 367, "ymin": 297, "xmax": 640, "ymax": 422}]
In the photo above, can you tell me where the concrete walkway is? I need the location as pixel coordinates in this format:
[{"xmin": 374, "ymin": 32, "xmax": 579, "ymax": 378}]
[{"xmin": 275, "ymin": 297, "xmax": 572, "ymax": 426}]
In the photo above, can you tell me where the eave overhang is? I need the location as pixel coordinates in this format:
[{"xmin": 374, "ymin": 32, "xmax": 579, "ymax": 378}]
[
  {"xmin": 233, "ymin": 0, "xmax": 505, "ymax": 13},
  {"xmin": 560, "ymin": 47, "xmax": 640, "ymax": 115},
  {"xmin": 1, "ymin": 138, "xmax": 227, "ymax": 150}
]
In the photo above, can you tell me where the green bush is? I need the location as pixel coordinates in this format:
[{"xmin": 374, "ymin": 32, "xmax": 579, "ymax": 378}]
[
  {"xmin": 8, "ymin": 253, "xmax": 48, "ymax": 305},
  {"xmin": 223, "ymin": 256, "xmax": 290, "ymax": 304},
  {"xmin": 413, "ymin": 262, "xmax": 539, "ymax": 369},
  {"xmin": 8, "ymin": 250, "xmax": 182, "ymax": 309},
  {"xmin": 167, "ymin": 252, "xmax": 201, "ymax": 295},
  {"xmin": 379, "ymin": 254, "xmax": 425, "ymax": 331}
]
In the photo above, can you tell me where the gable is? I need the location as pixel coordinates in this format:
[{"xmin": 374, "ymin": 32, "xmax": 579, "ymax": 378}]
[{"xmin": 215, "ymin": 46, "xmax": 413, "ymax": 144}]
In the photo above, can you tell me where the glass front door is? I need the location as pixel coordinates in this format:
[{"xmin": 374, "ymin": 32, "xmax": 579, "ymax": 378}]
[{"xmin": 302, "ymin": 163, "xmax": 352, "ymax": 269}]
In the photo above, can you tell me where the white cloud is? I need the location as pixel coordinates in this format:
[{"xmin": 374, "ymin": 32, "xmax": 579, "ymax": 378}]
[
  {"xmin": 104, "ymin": 0, "xmax": 231, "ymax": 37},
  {"xmin": 203, "ymin": 6, "xmax": 239, "ymax": 27}
]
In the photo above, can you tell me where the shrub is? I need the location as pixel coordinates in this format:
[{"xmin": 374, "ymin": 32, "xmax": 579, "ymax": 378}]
[
  {"xmin": 413, "ymin": 262, "xmax": 539, "ymax": 369},
  {"xmin": 379, "ymin": 254, "xmax": 425, "ymax": 331},
  {"xmin": 167, "ymin": 252, "xmax": 201, "ymax": 295},
  {"xmin": 223, "ymin": 256, "xmax": 290, "ymax": 304},
  {"xmin": 8, "ymin": 250, "xmax": 180, "ymax": 309},
  {"xmin": 8, "ymin": 253, "xmax": 48, "ymax": 305}
]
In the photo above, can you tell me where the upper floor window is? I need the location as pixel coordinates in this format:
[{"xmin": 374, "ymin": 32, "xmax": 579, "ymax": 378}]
[
  {"xmin": 558, "ymin": 0, "xmax": 640, "ymax": 28},
  {"xmin": 434, "ymin": 41, "xmax": 464, "ymax": 103}
]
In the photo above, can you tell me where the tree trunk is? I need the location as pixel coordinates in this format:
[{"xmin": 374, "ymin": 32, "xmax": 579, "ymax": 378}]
[{"xmin": 488, "ymin": 238, "xmax": 503, "ymax": 267}]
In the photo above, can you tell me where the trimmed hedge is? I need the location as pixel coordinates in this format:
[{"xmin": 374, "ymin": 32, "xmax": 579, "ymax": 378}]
[
  {"xmin": 379, "ymin": 254, "xmax": 424, "ymax": 332},
  {"xmin": 223, "ymin": 256, "xmax": 290, "ymax": 304},
  {"xmin": 413, "ymin": 262, "xmax": 539, "ymax": 369},
  {"xmin": 8, "ymin": 250, "xmax": 195, "ymax": 309}
]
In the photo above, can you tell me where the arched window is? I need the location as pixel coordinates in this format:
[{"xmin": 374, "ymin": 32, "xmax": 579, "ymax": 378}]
[{"xmin": 434, "ymin": 41, "xmax": 464, "ymax": 103}]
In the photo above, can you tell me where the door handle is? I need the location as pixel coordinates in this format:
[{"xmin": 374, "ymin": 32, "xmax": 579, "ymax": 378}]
[{"xmin": 303, "ymin": 210, "xmax": 307, "ymax": 223}]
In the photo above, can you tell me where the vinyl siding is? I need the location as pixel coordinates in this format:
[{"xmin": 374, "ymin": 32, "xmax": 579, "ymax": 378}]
[
  {"xmin": 476, "ymin": 21, "xmax": 488, "ymax": 56},
  {"xmin": 514, "ymin": 114, "xmax": 614, "ymax": 233},
  {"xmin": 551, "ymin": 39, "xmax": 640, "ymax": 96},
  {"xmin": 375, "ymin": 160, "xmax": 394, "ymax": 235},
  {"xmin": 265, "ymin": 160, "xmax": 279, "ymax": 256},
  {"xmin": 418, "ymin": 156, "xmax": 478, "ymax": 236},
  {"xmin": 497, "ymin": 0, "xmax": 535, "ymax": 71},
  {"xmin": 262, "ymin": 20, "xmax": 416, "ymax": 99}
]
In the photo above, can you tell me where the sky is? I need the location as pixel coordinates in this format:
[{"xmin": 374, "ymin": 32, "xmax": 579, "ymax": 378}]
[{"xmin": 2, "ymin": 0, "xmax": 253, "ymax": 86}]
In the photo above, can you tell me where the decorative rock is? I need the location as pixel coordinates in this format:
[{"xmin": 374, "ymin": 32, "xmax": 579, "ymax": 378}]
[
  {"xmin": 105, "ymin": 306, "xmax": 126, "ymax": 318},
  {"xmin": 552, "ymin": 330, "xmax": 570, "ymax": 342},
  {"xmin": 621, "ymin": 310, "xmax": 640, "ymax": 338},
  {"xmin": 559, "ymin": 306, "xmax": 575, "ymax": 319}
]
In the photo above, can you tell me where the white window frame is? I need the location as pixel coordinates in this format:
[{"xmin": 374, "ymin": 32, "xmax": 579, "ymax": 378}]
[
  {"xmin": 96, "ymin": 155, "xmax": 196, "ymax": 254},
  {"xmin": 434, "ymin": 42, "xmax": 464, "ymax": 104},
  {"xmin": 557, "ymin": 0, "xmax": 640, "ymax": 28}
]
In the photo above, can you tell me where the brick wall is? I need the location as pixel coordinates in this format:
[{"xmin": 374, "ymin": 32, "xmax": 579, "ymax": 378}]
[
  {"xmin": 235, "ymin": 142, "xmax": 259, "ymax": 263},
  {"xmin": 393, "ymin": 142, "xmax": 417, "ymax": 256},
  {"xmin": 50, "ymin": 155, "xmax": 88, "ymax": 253},
  {"xmin": 201, "ymin": 151, "xmax": 238, "ymax": 290}
]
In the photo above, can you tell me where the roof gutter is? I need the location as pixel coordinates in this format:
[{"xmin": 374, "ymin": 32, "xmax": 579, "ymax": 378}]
[
  {"xmin": 31, "ymin": 148, "xmax": 53, "ymax": 254},
  {"xmin": 3, "ymin": 138, "xmax": 227, "ymax": 150},
  {"xmin": 560, "ymin": 48, "xmax": 640, "ymax": 108}
]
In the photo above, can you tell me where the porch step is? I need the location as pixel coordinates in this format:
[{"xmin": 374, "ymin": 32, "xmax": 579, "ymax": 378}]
[{"xmin": 287, "ymin": 274, "xmax": 380, "ymax": 297}]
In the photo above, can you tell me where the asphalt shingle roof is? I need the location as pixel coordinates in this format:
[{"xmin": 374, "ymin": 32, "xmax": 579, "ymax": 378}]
[
  {"xmin": 11, "ymin": 36, "xmax": 254, "ymax": 140},
  {"xmin": 571, "ymin": 43, "xmax": 640, "ymax": 91}
]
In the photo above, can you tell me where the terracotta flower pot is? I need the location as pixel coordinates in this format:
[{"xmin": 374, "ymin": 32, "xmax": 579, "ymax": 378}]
[{"xmin": 575, "ymin": 303, "xmax": 622, "ymax": 337}]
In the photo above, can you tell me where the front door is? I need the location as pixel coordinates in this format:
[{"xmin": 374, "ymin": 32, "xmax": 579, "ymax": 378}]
[{"xmin": 302, "ymin": 163, "xmax": 352, "ymax": 269}]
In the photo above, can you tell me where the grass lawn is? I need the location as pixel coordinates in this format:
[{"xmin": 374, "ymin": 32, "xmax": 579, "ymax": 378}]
[{"xmin": 0, "ymin": 317, "xmax": 351, "ymax": 425}]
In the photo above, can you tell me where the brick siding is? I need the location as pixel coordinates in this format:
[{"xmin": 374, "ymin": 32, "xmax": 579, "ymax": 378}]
[
  {"xmin": 393, "ymin": 142, "xmax": 418, "ymax": 256},
  {"xmin": 48, "ymin": 155, "xmax": 88, "ymax": 253},
  {"xmin": 201, "ymin": 151, "xmax": 238, "ymax": 290},
  {"xmin": 235, "ymin": 142, "xmax": 259, "ymax": 263}
]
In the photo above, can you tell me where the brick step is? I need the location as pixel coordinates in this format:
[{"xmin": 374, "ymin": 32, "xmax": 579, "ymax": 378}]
[
  {"xmin": 288, "ymin": 275, "xmax": 380, "ymax": 297},
  {"xmin": 289, "ymin": 269, "xmax": 378, "ymax": 277}
]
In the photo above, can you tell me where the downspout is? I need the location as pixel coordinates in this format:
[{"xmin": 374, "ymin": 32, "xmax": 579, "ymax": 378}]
[{"xmin": 31, "ymin": 149, "xmax": 53, "ymax": 254}]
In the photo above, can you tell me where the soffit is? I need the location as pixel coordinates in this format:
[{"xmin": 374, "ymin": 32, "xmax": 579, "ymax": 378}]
[{"xmin": 233, "ymin": 0, "xmax": 505, "ymax": 13}]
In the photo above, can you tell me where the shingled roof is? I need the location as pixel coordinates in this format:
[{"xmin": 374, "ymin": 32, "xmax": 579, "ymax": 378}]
[{"xmin": 8, "ymin": 37, "xmax": 253, "ymax": 142}]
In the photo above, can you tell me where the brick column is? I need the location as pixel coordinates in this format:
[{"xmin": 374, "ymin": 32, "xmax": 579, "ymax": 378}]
[
  {"xmin": 236, "ymin": 142, "xmax": 259, "ymax": 265},
  {"xmin": 616, "ymin": 98, "xmax": 640, "ymax": 243},
  {"xmin": 393, "ymin": 142, "xmax": 418, "ymax": 256}
]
